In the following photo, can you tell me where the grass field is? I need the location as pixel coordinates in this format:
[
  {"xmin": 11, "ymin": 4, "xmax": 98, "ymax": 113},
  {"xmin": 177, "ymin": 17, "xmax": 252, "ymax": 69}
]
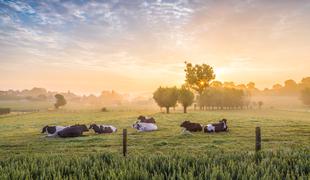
[
  {"xmin": 0, "ymin": 108, "xmax": 309, "ymax": 179},
  {"xmin": 0, "ymin": 108, "xmax": 309, "ymax": 156}
]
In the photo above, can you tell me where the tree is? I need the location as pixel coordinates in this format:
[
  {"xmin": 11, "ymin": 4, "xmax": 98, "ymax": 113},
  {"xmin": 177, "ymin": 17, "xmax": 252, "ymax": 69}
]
[
  {"xmin": 258, "ymin": 101, "xmax": 263, "ymax": 109},
  {"xmin": 153, "ymin": 87, "xmax": 178, "ymax": 113},
  {"xmin": 178, "ymin": 86, "xmax": 194, "ymax": 113},
  {"xmin": 54, "ymin": 94, "xmax": 67, "ymax": 109},
  {"xmin": 223, "ymin": 82, "xmax": 235, "ymax": 88},
  {"xmin": 243, "ymin": 90, "xmax": 251, "ymax": 109},
  {"xmin": 247, "ymin": 82, "xmax": 256, "ymax": 90},
  {"xmin": 301, "ymin": 88, "xmax": 310, "ymax": 106},
  {"xmin": 210, "ymin": 81, "xmax": 223, "ymax": 88},
  {"xmin": 283, "ymin": 79, "xmax": 298, "ymax": 95},
  {"xmin": 184, "ymin": 62, "xmax": 215, "ymax": 96},
  {"xmin": 300, "ymin": 77, "xmax": 310, "ymax": 89}
]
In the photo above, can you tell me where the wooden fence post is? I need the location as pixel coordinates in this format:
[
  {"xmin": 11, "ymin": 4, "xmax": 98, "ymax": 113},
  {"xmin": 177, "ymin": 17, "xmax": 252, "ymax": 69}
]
[
  {"xmin": 123, "ymin": 129, "xmax": 127, "ymax": 156},
  {"xmin": 255, "ymin": 127, "xmax": 261, "ymax": 152}
]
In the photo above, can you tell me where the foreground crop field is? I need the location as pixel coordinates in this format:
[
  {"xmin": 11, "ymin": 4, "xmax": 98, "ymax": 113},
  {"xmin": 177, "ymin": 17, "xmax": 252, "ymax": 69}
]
[
  {"xmin": 0, "ymin": 150, "xmax": 309, "ymax": 179},
  {"xmin": 0, "ymin": 109, "xmax": 309, "ymax": 156}
]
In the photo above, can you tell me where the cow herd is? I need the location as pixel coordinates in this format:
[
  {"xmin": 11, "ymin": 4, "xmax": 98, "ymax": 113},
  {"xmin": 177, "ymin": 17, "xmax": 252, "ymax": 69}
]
[{"xmin": 41, "ymin": 115, "xmax": 228, "ymax": 138}]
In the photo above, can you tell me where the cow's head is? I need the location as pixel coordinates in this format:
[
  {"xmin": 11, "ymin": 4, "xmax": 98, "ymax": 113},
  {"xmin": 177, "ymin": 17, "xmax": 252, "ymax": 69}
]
[
  {"xmin": 41, "ymin": 126, "xmax": 48, "ymax": 133},
  {"xmin": 132, "ymin": 122, "xmax": 141, "ymax": 130},
  {"xmin": 80, "ymin": 124, "xmax": 89, "ymax": 132},
  {"xmin": 137, "ymin": 115, "xmax": 146, "ymax": 121},
  {"xmin": 72, "ymin": 124, "xmax": 89, "ymax": 132},
  {"xmin": 42, "ymin": 126, "xmax": 56, "ymax": 134},
  {"xmin": 89, "ymin": 124, "xmax": 97, "ymax": 130},
  {"xmin": 180, "ymin": 121, "xmax": 191, "ymax": 128},
  {"xmin": 220, "ymin": 119, "xmax": 227, "ymax": 124}
]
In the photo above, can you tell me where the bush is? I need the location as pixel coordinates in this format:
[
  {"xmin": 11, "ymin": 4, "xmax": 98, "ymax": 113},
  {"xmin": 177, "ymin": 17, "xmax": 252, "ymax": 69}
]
[
  {"xmin": 0, "ymin": 108, "xmax": 10, "ymax": 115},
  {"xmin": 54, "ymin": 94, "xmax": 67, "ymax": 109},
  {"xmin": 101, "ymin": 107, "xmax": 108, "ymax": 112}
]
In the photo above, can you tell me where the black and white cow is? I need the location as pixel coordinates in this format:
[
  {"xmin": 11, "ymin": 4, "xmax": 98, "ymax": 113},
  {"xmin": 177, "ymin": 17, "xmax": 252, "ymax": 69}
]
[
  {"xmin": 41, "ymin": 125, "xmax": 67, "ymax": 137},
  {"xmin": 132, "ymin": 122, "xmax": 158, "ymax": 132},
  {"xmin": 57, "ymin": 124, "xmax": 89, "ymax": 138},
  {"xmin": 180, "ymin": 120, "xmax": 203, "ymax": 132},
  {"xmin": 89, "ymin": 124, "xmax": 117, "ymax": 134},
  {"xmin": 204, "ymin": 119, "xmax": 228, "ymax": 133}
]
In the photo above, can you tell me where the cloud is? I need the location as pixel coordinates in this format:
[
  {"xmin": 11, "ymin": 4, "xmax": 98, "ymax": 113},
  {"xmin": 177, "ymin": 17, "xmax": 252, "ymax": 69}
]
[{"xmin": 1, "ymin": 0, "xmax": 310, "ymax": 93}]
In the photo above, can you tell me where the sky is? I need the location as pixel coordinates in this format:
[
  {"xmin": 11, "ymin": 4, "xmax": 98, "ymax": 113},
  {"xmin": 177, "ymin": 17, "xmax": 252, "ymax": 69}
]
[{"xmin": 0, "ymin": 0, "xmax": 310, "ymax": 95}]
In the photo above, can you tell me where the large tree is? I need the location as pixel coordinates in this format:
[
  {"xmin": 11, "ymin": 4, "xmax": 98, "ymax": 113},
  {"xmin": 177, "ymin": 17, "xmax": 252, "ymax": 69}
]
[
  {"xmin": 184, "ymin": 62, "xmax": 215, "ymax": 95},
  {"xmin": 54, "ymin": 94, "xmax": 67, "ymax": 109},
  {"xmin": 301, "ymin": 88, "xmax": 310, "ymax": 106},
  {"xmin": 178, "ymin": 86, "xmax": 194, "ymax": 113},
  {"xmin": 153, "ymin": 87, "xmax": 178, "ymax": 113}
]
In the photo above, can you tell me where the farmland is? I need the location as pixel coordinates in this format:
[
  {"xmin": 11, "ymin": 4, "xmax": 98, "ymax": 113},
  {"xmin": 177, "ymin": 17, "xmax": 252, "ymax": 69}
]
[
  {"xmin": 0, "ymin": 107, "xmax": 309, "ymax": 179},
  {"xmin": 0, "ymin": 108, "xmax": 309, "ymax": 155}
]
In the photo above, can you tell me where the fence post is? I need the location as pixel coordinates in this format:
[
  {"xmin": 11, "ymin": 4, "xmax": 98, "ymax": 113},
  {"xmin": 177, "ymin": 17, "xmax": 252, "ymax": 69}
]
[
  {"xmin": 123, "ymin": 129, "xmax": 127, "ymax": 156},
  {"xmin": 255, "ymin": 127, "xmax": 261, "ymax": 152}
]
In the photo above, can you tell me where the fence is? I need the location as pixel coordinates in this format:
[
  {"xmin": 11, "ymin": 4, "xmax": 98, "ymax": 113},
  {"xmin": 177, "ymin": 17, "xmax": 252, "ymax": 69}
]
[{"xmin": 121, "ymin": 127, "xmax": 262, "ymax": 156}]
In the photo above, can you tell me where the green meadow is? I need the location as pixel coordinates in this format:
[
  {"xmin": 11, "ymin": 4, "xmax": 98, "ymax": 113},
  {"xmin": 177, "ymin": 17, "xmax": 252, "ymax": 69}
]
[
  {"xmin": 0, "ymin": 109, "xmax": 309, "ymax": 156},
  {"xmin": 0, "ymin": 108, "xmax": 309, "ymax": 179}
]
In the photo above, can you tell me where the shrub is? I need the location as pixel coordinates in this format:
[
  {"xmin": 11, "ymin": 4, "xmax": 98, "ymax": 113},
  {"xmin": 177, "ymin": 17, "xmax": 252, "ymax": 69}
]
[{"xmin": 0, "ymin": 108, "xmax": 10, "ymax": 115}]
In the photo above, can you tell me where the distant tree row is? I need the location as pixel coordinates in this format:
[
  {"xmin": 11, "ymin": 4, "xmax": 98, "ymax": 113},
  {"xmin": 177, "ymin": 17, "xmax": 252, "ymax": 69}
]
[
  {"xmin": 153, "ymin": 86, "xmax": 194, "ymax": 113},
  {"xmin": 198, "ymin": 87, "xmax": 245, "ymax": 110},
  {"xmin": 259, "ymin": 77, "xmax": 310, "ymax": 96},
  {"xmin": 153, "ymin": 62, "xmax": 268, "ymax": 113},
  {"xmin": 205, "ymin": 77, "xmax": 310, "ymax": 97}
]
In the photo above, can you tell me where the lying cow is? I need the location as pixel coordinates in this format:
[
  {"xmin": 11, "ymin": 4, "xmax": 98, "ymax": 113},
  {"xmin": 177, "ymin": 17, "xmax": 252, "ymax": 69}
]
[
  {"xmin": 204, "ymin": 119, "xmax": 228, "ymax": 133},
  {"xmin": 57, "ymin": 124, "xmax": 89, "ymax": 138},
  {"xmin": 89, "ymin": 124, "xmax": 117, "ymax": 134},
  {"xmin": 180, "ymin": 120, "xmax": 203, "ymax": 132},
  {"xmin": 42, "ymin": 125, "xmax": 67, "ymax": 137},
  {"xmin": 137, "ymin": 115, "xmax": 156, "ymax": 124},
  {"xmin": 132, "ymin": 122, "xmax": 158, "ymax": 132}
]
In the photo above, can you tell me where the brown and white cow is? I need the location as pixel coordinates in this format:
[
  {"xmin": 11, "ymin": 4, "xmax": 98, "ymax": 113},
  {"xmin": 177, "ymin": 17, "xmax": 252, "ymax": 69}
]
[
  {"xmin": 204, "ymin": 119, "xmax": 228, "ymax": 133},
  {"xmin": 137, "ymin": 115, "xmax": 156, "ymax": 124},
  {"xmin": 42, "ymin": 125, "xmax": 67, "ymax": 137},
  {"xmin": 180, "ymin": 120, "xmax": 203, "ymax": 132},
  {"xmin": 89, "ymin": 124, "xmax": 117, "ymax": 134}
]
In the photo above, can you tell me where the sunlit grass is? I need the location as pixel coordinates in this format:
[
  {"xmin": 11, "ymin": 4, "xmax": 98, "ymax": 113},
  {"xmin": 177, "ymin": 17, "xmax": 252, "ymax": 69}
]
[{"xmin": 0, "ymin": 109, "xmax": 309, "ymax": 157}]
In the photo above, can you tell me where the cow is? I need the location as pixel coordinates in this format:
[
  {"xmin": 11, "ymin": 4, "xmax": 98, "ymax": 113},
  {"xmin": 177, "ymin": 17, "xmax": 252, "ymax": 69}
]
[
  {"xmin": 132, "ymin": 122, "xmax": 158, "ymax": 132},
  {"xmin": 89, "ymin": 124, "xmax": 117, "ymax": 134},
  {"xmin": 137, "ymin": 115, "xmax": 156, "ymax": 124},
  {"xmin": 57, "ymin": 124, "xmax": 89, "ymax": 138},
  {"xmin": 204, "ymin": 119, "xmax": 228, "ymax": 133},
  {"xmin": 180, "ymin": 120, "xmax": 203, "ymax": 132},
  {"xmin": 41, "ymin": 125, "xmax": 67, "ymax": 137}
]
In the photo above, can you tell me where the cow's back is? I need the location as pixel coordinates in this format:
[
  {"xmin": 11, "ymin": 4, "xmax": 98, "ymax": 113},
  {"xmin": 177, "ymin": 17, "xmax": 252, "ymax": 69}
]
[
  {"xmin": 138, "ymin": 123, "xmax": 158, "ymax": 131},
  {"xmin": 186, "ymin": 123, "xmax": 202, "ymax": 132},
  {"xmin": 58, "ymin": 127, "xmax": 83, "ymax": 137}
]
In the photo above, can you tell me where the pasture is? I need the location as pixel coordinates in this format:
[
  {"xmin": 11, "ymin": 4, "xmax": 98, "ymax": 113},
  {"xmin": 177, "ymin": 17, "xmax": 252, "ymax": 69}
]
[
  {"xmin": 0, "ymin": 109, "xmax": 309, "ymax": 157},
  {"xmin": 0, "ymin": 108, "xmax": 309, "ymax": 179}
]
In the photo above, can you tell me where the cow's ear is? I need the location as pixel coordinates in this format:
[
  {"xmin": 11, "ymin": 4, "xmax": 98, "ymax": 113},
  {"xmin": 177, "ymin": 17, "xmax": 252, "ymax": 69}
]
[{"xmin": 42, "ymin": 126, "xmax": 48, "ymax": 133}]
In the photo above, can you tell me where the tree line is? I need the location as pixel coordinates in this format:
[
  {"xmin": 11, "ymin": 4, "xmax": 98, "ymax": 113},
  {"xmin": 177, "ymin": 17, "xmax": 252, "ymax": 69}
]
[
  {"xmin": 153, "ymin": 62, "xmax": 310, "ymax": 113},
  {"xmin": 153, "ymin": 62, "xmax": 251, "ymax": 113}
]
